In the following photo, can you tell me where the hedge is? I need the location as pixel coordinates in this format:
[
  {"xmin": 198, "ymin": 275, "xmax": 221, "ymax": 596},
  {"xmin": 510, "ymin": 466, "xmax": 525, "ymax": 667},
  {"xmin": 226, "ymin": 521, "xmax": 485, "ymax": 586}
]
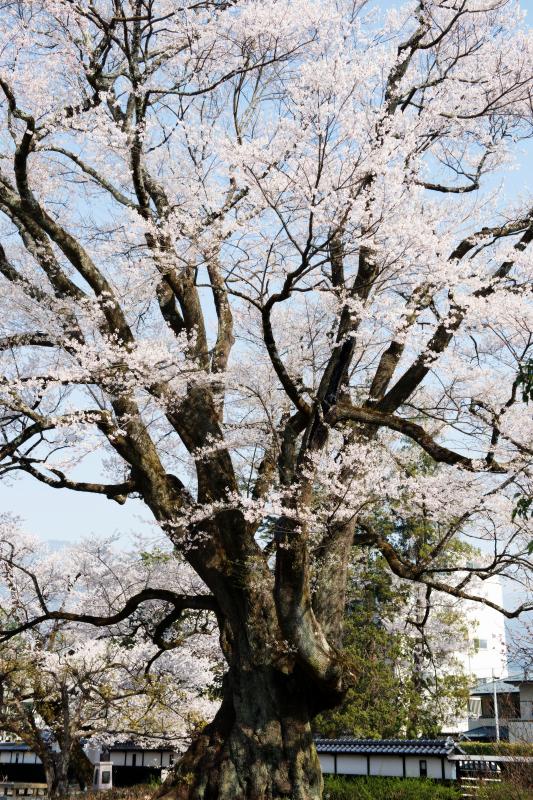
[
  {"xmin": 323, "ymin": 776, "xmax": 461, "ymax": 800},
  {"xmin": 460, "ymin": 741, "xmax": 533, "ymax": 757}
]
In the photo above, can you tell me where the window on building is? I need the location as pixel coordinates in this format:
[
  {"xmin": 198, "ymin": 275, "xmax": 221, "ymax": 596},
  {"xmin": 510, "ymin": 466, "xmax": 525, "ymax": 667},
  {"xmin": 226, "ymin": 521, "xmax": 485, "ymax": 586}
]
[
  {"xmin": 474, "ymin": 638, "xmax": 488, "ymax": 650},
  {"xmin": 468, "ymin": 697, "xmax": 482, "ymax": 717},
  {"xmin": 419, "ymin": 760, "xmax": 427, "ymax": 778},
  {"xmin": 482, "ymin": 696, "xmax": 495, "ymax": 717},
  {"xmin": 131, "ymin": 753, "xmax": 137, "ymax": 768}
]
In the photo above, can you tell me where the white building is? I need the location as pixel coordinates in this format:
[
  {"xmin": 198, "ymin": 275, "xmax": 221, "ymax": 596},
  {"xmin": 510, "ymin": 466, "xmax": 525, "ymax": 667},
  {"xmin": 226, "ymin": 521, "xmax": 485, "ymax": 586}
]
[
  {"xmin": 458, "ymin": 575, "xmax": 508, "ymax": 683},
  {"xmin": 437, "ymin": 575, "xmax": 509, "ymax": 735}
]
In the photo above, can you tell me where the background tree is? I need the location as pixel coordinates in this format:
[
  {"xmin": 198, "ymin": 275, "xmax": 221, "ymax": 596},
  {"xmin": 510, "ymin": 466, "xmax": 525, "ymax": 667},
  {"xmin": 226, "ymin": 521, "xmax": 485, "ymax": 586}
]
[
  {"xmin": 0, "ymin": 522, "xmax": 217, "ymax": 798},
  {"xmin": 0, "ymin": 1, "xmax": 532, "ymax": 798},
  {"xmin": 315, "ymin": 518, "xmax": 472, "ymax": 740}
]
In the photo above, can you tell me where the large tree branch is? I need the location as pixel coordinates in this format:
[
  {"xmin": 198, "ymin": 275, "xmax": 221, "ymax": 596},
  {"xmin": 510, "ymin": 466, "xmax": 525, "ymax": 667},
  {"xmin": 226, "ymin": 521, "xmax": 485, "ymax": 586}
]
[
  {"xmin": 44, "ymin": 147, "xmax": 138, "ymax": 210},
  {"xmin": 206, "ymin": 254, "xmax": 234, "ymax": 377},
  {"xmin": 274, "ymin": 510, "xmax": 345, "ymax": 699},
  {"xmin": 0, "ymin": 588, "xmax": 218, "ymax": 642},
  {"xmin": 0, "ymin": 203, "xmax": 87, "ymax": 304},
  {"xmin": 10, "ymin": 460, "xmax": 135, "ymax": 505},
  {"xmin": 0, "ymin": 409, "xmax": 147, "ymax": 506},
  {"xmin": 0, "ymin": 333, "xmax": 56, "ymax": 350},
  {"xmin": 261, "ymin": 306, "xmax": 311, "ymax": 415},
  {"xmin": 0, "ymin": 173, "xmax": 133, "ymax": 346},
  {"xmin": 380, "ymin": 541, "xmax": 533, "ymax": 619},
  {"xmin": 327, "ymin": 403, "xmax": 506, "ymax": 471},
  {"xmin": 311, "ymin": 519, "xmax": 356, "ymax": 647},
  {"xmin": 1, "ymin": 150, "xmax": 175, "ymax": 516},
  {"xmin": 376, "ymin": 213, "xmax": 533, "ymax": 413},
  {"xmin": 368, "ymin": 282, "xmax": 436, "ymax": 402}
]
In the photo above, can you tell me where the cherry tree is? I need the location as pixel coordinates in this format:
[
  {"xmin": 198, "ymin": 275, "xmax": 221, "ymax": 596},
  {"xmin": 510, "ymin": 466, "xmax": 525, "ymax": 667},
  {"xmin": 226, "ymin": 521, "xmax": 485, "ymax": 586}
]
[
  {"xmin": 0, "ymin": 520, "xmax": 217, "ymax": 797},
  {"xmin": 0, "ymin": 0, "xmax": 532, "ymax": 797}
]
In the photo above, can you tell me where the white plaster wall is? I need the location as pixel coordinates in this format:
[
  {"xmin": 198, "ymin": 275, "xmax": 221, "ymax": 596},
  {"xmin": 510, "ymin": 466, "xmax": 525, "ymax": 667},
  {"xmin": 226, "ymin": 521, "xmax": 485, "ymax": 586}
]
[
  {"xmin": 0, "ymin": 750, "xmax": 41, "ymax": 765},
  {"xmin": 143, "ymin": 751, "xmax": 162, "ymax": 767},
  {"xmin": 368, "ymin": 755, "xmax": 403, "ymax": 777},
  {"xmin": 427, "ymin": 757, "xmax": 445, "ymax": 779},
  {"xmin": 404, "ymin": 756, "xmax": 443, "ymax": 779},
  {"xmin": 335, "ymin": 754, "xmax": 368, "ymax": 775},
  {"xmin": 109, "ymin": 750, "xmax": 171, "ymax": 768},
  {"xmin": 318, "ymin": 754, "xmax": 335, "ymax": 774},
  {"xmin": 319, "ymin": 752, "xmax": 456, "ymax": 781},
  {"xmin": 405, "ymin": 757, "xmax": 421, "ymax": 778},
  {"xmin": 444, "ymin": 761, "xmax": 456, "ymax": 780}
]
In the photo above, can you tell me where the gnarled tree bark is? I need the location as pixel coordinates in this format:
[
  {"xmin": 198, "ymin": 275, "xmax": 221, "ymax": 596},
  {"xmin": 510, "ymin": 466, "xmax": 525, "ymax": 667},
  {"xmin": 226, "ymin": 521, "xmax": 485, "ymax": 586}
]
[{"xmin": 158, "ymin": 668, "xmax": 323, "ymax": 800}]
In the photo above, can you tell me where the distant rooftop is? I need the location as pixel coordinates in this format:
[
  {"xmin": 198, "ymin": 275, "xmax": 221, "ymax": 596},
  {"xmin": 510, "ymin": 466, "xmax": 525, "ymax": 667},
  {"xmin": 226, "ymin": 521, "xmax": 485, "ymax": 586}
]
[
  {"xmin": 0, "ymin": 743, "xmax": 30, "ymax": 751},
  {"xmin": 460, "ymin": 726, "xmax": 509, "ymax": 742},
  {"xmin": 471, "ymin": 678, "xmax": 519, "ymax": 695},
  {"xmin": 504, "ymin": 672, "xmax": 533, "ymax": 685}
]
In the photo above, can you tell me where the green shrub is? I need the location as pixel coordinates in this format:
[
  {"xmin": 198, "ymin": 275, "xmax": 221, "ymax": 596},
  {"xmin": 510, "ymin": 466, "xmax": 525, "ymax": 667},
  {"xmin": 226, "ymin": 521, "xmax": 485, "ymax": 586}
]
[{"xmin": 323, "ymin": 775, "xmax": 461, "ymax": 800}]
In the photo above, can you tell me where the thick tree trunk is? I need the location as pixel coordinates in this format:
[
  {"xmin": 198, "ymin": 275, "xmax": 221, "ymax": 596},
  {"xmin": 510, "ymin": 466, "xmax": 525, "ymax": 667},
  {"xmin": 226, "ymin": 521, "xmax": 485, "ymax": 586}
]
[
  {"xmin": 157, "ymin": 666, "xmax": 323, "ymax": 800},
  {"xmin": 71, "ymin": 740, "xmax": 94, "ymax": 790},
  {"xmin": 44, "ymin": 758, "xmax": 70, "ymax": 799}
]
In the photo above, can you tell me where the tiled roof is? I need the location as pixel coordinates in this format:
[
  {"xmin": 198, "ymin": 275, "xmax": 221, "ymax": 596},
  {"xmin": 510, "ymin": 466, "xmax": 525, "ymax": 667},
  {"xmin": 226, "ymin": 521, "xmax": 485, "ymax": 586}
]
[
  {"xmin": 0, "ymin": 740, "xmax": 174, "ymax": 753},
  {"xmin": 0, "ymin": 743, "xmax": 30, "ymax": 751},
  {"xmin": 314, "ymin": 738, "xmax": 462, "ymax": 757},
  {"xmin": 108, "ymin": 743, "xmax": 174, "ymax": 752}
]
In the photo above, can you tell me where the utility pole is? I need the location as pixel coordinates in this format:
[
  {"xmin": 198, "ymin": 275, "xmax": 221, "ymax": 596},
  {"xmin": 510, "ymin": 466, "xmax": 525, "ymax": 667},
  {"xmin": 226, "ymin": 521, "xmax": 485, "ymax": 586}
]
[{"xmin": 492, "ymin": 669, "xmax": 500, "ymax": 742}]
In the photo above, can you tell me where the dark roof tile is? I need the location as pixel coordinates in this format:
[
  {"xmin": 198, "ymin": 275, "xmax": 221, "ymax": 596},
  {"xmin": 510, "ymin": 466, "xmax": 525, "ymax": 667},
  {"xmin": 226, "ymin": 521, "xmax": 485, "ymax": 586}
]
[{"xmin": 314, "ymin": 738, "xmax": 462, "ymax": 757}]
